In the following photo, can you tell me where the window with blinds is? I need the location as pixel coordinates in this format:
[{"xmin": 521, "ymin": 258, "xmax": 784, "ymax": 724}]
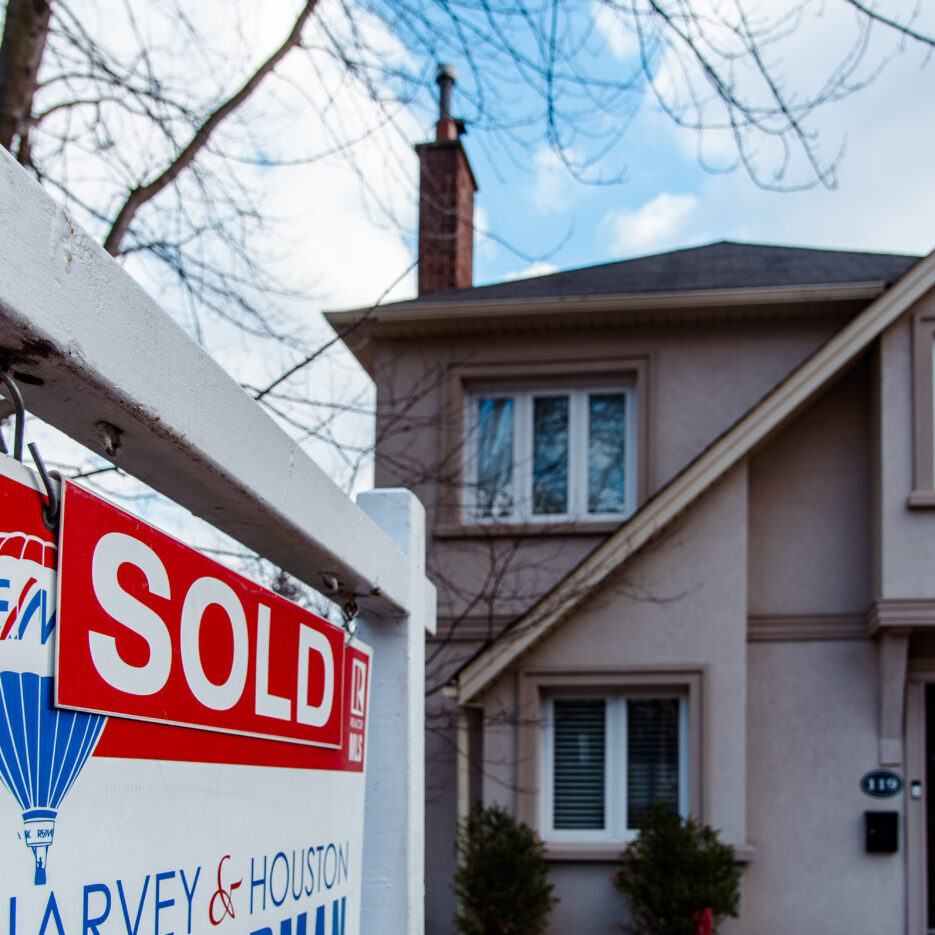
[
  {"xmin": 626, "ymin": 698, "xmax": 681, "ymax": 829},
  {"xmin": 544, "ymin": 694, "xmax": 687, "ymax": 842},
  {"xmin": 553, "ymin": 699, "xmax": 606, "ymax": 829}
]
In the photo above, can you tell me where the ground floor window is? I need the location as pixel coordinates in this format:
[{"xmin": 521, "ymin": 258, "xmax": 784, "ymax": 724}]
[{"xmin": 541, "ymin": 693, "xmax": 689, "ymax": 844}]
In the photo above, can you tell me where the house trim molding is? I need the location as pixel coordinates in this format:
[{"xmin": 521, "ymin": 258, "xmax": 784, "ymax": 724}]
[
  {"xmin": 433, "ymin": 520, "xmax": 623, "ymax": 539},
  {"xmin": 866, "ymin": 598, "xmax": 935, "ymax": 767},
  {"xmin": 454, "ymin": 250, "xmax": 935, "ymax": 704},
  {"xmin": 542, "ymin": 842, "xmax": 756, "ymax": 863},
  {"xmin": 326, "ymin": 284, "xmax": 885, "ymax": 374},
  {"xmin": 431, "ymin": 616, "xmax": 515, "ymax": 642},
  {"xmin": 866, "ymin": 598, "xmax": 935, "ymax": 634},
  {"xmin": 327, "ymin": 281, "xmax": 886, "ymax": 329},
  {"xmin": 747, "ymin": 614, "xmax": 867, "ymax": 642},
  {"xmin": 911, "ymin": 304, "xmax": 935, "ymax": 500}
]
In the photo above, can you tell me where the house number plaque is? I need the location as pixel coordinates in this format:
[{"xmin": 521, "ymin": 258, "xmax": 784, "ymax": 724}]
[{"xmin": 860, "ymin": 770, "xmax": 903, "ymax": 798}]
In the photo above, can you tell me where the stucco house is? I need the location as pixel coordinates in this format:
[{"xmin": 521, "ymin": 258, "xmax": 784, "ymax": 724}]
[{"xmin": 327, "ymin": 77, "xmax": 935, "ymax": 933}]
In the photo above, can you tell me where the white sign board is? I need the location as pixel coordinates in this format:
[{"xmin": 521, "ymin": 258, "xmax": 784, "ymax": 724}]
[{"xmin": 0, "ymin": 455, "xmax": 370, "ymax": 935}]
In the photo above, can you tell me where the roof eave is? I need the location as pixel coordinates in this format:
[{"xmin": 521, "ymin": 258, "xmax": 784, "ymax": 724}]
[{"xmin": 325, "ymin": 281, "xmax": 890, "ymax": 375}]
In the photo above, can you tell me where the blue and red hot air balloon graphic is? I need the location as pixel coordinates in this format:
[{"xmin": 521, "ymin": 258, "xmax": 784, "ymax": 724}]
[{"xmin": 0, "ymin": 527, "xmax": 106, "ymax": 885}]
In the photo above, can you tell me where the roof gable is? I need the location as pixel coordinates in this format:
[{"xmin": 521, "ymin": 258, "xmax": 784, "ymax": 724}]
[{"xmin": 454, "ymin": 246, "xmax": 935, "ymax": 703}]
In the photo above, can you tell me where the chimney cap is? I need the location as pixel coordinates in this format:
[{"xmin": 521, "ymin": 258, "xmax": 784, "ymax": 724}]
[
  {"xmin": 435, "ymin": 63, "xmax": 458, "ymax": 129},
  {"xmin": 436, "ymin": 63, "xmax": 457, "ymax": 84}
]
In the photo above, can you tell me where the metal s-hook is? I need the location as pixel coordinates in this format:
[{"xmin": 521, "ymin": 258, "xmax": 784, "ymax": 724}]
[
  {"xmin": 342, "ymin": 598, "xmax": 360, "ymax": 646},
  {"xmin": 0, "ymin": 372, "xmax": 25, "ymax": 462},
  {"xmin": 28, "ymin": 443, "xmax": 60, "ymax": 532},
  {"xmin": 321, "ymin": 572, "xmax": 361, "ymax": 645},
  {"xmin": 0, "ymin": 371, "xmax": 59, "ymax": 531}
]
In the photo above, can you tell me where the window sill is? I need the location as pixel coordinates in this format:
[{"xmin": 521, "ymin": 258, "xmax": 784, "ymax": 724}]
[
  {"xmin": 434, "ymin": 520, "xmax": 623, "ymax": 539},
  {"xmin": 544, "ymin": 843, "xmax": 627, "ymax": 862},
  {"xmin": 908, "ymin": 490, "xmax": 935, "ymax": 509},
  {"xmin": 544, "ymin": 841, "xmax": 756, "ymax": 863}
]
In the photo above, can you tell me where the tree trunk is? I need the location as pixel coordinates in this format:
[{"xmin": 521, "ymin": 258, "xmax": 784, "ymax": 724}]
[{"xmin": 0, "ymin": 0, "xmax": 52, "ymax": 152}]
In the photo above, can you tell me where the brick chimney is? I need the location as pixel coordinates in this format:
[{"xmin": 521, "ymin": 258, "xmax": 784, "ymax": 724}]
[{"xmin": 416, "ymin": 65, "xmax": 478, "ymax": 296}]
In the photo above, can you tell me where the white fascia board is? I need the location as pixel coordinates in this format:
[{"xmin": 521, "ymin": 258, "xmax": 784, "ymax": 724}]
[
  {"xmin": 456, "ymin": 246, "xmax": 935, "ymax": 702},
  {"xmin": 0, "ymin": 148, "xmax": 411, "ymax": 617},
  {"xmin": 324, "ymin": 282, "xmax": 887, "ymax": 327}
]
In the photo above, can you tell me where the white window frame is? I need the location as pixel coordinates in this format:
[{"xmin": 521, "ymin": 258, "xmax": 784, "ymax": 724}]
[
  {"xmin": 464, "ymin": 382, "xmax": 638, "ymax": 524},
  {"xmin": 539, "ymin": 693, "xmax": 689, "ymax": 845}
]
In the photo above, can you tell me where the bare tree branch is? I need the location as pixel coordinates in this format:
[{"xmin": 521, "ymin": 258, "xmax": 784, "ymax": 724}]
[
  {"xmin": 841, "ymin": 0, "xmax": 935, "ymax": 48},
  {"xmin": 101, "ymin": 0, "xmax": 320, "ymax": 255}
]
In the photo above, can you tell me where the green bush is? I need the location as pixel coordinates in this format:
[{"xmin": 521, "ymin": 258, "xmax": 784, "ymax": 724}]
[
  {"xmin": 612, "ymin": 803, "xmax": 740, "ymax": 935},
  {"xmin": 453, "ymin": 803, "xmax": 558, "ymax": 935}
]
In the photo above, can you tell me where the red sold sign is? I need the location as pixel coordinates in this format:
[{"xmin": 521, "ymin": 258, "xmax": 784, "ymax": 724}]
[{"xmin": 56, "ymin": 481, "xmax": 347, "ymax": 749}]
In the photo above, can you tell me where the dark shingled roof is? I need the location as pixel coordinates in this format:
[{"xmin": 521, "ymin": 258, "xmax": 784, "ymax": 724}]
[{"xmin": 391, "ymin": 241, "xmax": 921, "ymax": 306}]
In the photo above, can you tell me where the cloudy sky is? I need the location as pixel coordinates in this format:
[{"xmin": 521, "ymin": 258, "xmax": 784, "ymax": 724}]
[
  {"xmin": 191, "ymin": 0, "xmax": 935, "ymax": 331},
  {"xmin": 468, "ymin": 6, "xmax": 935, "ymax": 285},
  {"xmin": 148, "ymin": 0, "xmax": 935, "ymax": 317}
]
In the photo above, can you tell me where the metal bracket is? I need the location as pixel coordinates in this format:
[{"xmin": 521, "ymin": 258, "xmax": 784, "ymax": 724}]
[{"xmin": 0, "ymin": 371, "xmax": 25, "ymax": 462}]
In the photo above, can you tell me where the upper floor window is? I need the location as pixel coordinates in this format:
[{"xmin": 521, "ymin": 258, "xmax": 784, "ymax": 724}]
[{"xmin": 466, "ymin": 384, "xmax": 637, "ymax": 523}]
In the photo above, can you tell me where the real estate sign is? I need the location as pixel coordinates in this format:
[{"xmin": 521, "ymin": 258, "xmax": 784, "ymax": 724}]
[{"xmin": 0, "ymin": 455, "xmax": 370, "ymax": 935}]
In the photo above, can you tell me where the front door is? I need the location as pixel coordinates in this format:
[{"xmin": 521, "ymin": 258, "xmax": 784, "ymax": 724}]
[
  {"xmin": 908, "ymin": 674, "xmax": 935, "ymax": 935},
  {"xmin": 928, "ymin": 684, "xmax": 935, "ymax": 931}
]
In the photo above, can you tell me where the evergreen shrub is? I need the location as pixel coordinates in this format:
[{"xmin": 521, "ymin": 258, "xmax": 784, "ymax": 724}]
[
  {"xmin": 453, "ymin": 803, "xmax": 558, "ymax": 935},
  {"xmin": 612, "ymin": 803, "xmax": 741, "ymax": 935}
]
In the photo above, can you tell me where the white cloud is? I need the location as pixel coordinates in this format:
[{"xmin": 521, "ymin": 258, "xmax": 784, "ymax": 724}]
[
  {"xmin": 474, "ymin": 205, "xmax": 497, "ymax": 262},
  {"xmin": 531, "ymin": 146, "xmax": 576, "ymax": 214},
  {"xmin": 591, "ymin": 1, "xmax": 639, "ymax": 61},
  {"xmin": 605, "ymin": 193, "xmax": 699, "ymax": 255},
  {"xmin": 502, "ymin": 261, "xmax": 559, "ymax": 281},
  {"xmin": 643, "ymin": 0, "xmax": 935, "ymax": 188},
  {"xmin": 685, "ymin": 39, "xmax": 935, "ymax": 257}
]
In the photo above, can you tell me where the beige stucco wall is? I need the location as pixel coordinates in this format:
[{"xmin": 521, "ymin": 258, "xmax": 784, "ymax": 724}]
[
  {"xmin": 745, "ymin": 640, "xmax": 904, "ymax": 933},
  {"xmin": 877, "ymin": 295, "xmax": 935, "ymax": 597},
  {"xmin": 747, "ymin": 361, "xmax": 872, "ymax": 616},
  {"xmin": 374, "ymin": 317, "xmax": 844, "ymax": 630},
  {"xmin": 474, "ymin": 464, "xmax": 749, "ymax": 934},
  {"xmin": 466, "ymin": 349, "xmax": 922, "ymax": 934},
  {"xmin": 744, "ymin": 358, "xmax": 910, "ymax": 931},
  {"xmin": 518, "ymin": 464, "xmax": 749, "ymax": 840},
  {"xmin": 367, "ymin": 306, "xmax": 893, "ymax": 935}
]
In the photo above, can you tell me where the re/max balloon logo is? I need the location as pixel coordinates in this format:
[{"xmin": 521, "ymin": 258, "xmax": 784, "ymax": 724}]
[
  {"xmin": 0, "ymin": 523, "xmax": 106, "ymax": 888},
  {"xmin": 0, "ymin": 532, "xmax": 57, "ymax": 645}
]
